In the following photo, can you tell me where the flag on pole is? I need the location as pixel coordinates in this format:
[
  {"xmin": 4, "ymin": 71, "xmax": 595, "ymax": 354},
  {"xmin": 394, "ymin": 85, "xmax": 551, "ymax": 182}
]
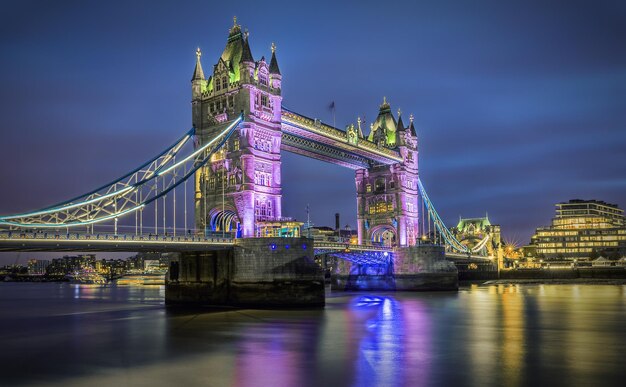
[{"xmin": 328, "ymin": 101, "xmax": 336, "ymax": 128}]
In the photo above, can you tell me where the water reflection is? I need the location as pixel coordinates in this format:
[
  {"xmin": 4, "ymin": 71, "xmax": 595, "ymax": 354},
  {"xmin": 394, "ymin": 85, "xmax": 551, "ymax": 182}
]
[{"xmin": 1, "ymin": 284, "xmax": 626, "ymax": 386}]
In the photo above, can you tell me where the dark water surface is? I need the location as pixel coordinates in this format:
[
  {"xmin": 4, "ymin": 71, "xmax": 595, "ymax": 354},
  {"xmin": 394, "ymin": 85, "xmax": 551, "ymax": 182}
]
[{"xmin": 1, "ymin": 283, "xmax": 625, "ymax": 387}]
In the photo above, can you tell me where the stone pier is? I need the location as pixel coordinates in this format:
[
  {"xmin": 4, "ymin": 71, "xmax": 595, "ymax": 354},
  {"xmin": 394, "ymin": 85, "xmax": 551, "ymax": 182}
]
[
  {"xmin": 331, "ymin": 245, "xmax": 458, "ymax": 291},
  {"xmin": 165, "ymin": 237, "xmax": 325, "ymax": 307}
]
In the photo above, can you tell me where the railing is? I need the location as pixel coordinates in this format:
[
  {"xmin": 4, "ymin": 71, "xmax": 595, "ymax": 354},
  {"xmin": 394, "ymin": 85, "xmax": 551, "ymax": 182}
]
[
  {"xmin": 0, "ymin": 231, "xmax": 234, "ymax": 245},
  {"xmin": 281, "ymin": 109, "xmax": 403, "ymax": 162},
  {"xmin": 314, "ymin": 241, "xmax": 393, "ymax": 252}
]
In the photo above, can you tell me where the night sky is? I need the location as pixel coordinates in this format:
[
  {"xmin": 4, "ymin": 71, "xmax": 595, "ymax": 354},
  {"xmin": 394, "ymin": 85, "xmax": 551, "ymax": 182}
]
[{"xmin": 0, "ymin": 0, "xmax": 625, "ymax": 264}]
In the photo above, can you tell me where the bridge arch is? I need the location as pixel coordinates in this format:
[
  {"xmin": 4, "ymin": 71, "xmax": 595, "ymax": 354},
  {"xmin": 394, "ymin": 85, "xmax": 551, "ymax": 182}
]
[
  {"xmin": 369, "ymin": 225, "xmax": 396, "ymax": 247},
  {"xmin": 208, "ymin": 208, "xmax": 241, "ymax": 237}
]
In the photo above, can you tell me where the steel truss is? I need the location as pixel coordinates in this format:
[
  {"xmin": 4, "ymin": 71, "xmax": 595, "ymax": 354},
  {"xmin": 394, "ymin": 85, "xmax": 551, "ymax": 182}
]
[{"xmin": 0, "ymin": 115, "xmax": 243, "ymax": 228}]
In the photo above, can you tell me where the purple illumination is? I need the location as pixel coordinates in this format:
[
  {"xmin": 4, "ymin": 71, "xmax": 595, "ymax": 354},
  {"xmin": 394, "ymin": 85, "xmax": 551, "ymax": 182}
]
[{"xmin": 302, "ymin": 244, "xmax": 307, "ymax": 250}]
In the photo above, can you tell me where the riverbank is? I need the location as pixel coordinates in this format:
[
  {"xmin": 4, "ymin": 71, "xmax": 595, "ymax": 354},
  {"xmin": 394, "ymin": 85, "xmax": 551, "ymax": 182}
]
[{"xmin": 479, "ymin": 278, "xmax": 626, "ymax": 285}]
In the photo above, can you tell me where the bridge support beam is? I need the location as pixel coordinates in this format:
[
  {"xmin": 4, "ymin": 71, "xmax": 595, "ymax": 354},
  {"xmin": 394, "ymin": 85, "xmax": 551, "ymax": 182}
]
[
  {"xmin": 331, "ymin": 245, "xmax": 458, "ymax": 291},
  {"xmin": 165, "ymin": 237, "xmax": 325, "ymax": 307}
]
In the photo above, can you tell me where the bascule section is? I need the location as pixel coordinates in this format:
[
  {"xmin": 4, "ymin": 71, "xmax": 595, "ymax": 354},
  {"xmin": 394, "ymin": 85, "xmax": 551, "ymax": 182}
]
[{"xmin": 192, "ymin": 18, "xmax": 286, "ymax": 239}]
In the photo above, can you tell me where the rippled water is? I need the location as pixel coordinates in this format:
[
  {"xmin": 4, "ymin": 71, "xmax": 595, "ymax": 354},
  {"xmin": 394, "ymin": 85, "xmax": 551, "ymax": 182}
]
[{"xmin": 1, "ymin": 283, "xmax": 625, "ymax": 386}]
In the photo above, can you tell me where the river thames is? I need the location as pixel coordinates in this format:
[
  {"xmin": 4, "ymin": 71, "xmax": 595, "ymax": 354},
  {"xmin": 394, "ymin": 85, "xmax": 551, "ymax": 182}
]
[{"xmin": 1, "ymin": 283, "xmax": 625, "ymax": 386}]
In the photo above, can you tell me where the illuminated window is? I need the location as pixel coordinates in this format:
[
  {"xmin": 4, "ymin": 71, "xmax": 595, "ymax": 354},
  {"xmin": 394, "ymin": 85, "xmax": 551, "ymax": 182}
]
[
  {"xmin": 366, "ymin": 184, "xmax": 372, "ymax": 193},
  {"xmin": 233, "ymin": 139, "xmax": 240, "ymax": 151},
  {"xmin": 229, "ymin": 175, "xmax": 236, "ymax": 186}
]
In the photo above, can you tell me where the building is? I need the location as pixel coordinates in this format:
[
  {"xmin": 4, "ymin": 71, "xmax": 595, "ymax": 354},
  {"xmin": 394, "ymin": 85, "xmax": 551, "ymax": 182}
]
[
  {"xmin": 355, "ymin": 100, "xmax": 420, "ymax": 247},
  {"xmin": 531, "ymin": 199, "xmax": 626, "ymax": 260},
  {"xmin": 192, "ymin": 17, "xmax": 283, "ymax": 238},
  {"xmin": 450, "ymin": 216, "xmax": 502, "ymax": 256},
  {"xmin": 46, "ymin": 254, "xmax": 96, "ymax": 275},
  {"xmin": 27, "ymin": 259, "xmax": 50, "ymax": 275}
]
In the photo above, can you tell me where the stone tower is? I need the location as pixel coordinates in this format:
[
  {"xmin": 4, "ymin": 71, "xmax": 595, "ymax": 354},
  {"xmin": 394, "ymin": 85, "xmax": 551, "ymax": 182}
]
[
  {"xmin": 355, "ymin": 99, "xmax": 420, "ymax": 247},
  {"xmin": 192, "ymin": 18, "xmax": 283, "ymax": 237}
]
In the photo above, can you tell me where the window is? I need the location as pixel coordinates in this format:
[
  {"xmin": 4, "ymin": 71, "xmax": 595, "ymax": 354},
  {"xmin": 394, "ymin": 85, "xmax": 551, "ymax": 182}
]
[
  {"xmin": 222, "ymin": 77, "xmax": 228, "ymax": 90},
  {"xmin": 366, "ymin": 184, "xmax": 372, "ymax": 193},
  {"xmin": 215, "ymin": 79, "xmax": 221, "ymax": 91},
  {"xmin": 209, "ymin": 176, "xmax": 215, "ymax": 190},
  {"xmin": 233, "ymin": 139, "xmax": 240, "ymax": 151},
  {"xmin": 261, "ymin": 94, "xmax": 268, "ymax": 107},
  {"xmin": 259, "ymin": 75, "xmax": 268, "ymax": 86},
  {"xmin": 375, "ymin": 179, "xmax": 385, "ymax": 193},
  {"xmin": 229, "ymin": 175, "xmax": 236, "ymax": 186}
]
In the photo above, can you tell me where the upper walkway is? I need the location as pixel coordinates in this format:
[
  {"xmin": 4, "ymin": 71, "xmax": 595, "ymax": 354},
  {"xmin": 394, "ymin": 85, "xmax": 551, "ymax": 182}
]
[{"xmin": 281, "ymin": 108, "xmax": 402, "ymax": 169}]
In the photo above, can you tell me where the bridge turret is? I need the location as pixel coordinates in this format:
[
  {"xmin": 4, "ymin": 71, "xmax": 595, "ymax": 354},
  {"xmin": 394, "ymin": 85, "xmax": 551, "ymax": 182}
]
[
  {"xmin": 356, "ymin": 100, "xmax": 420, "ymax": 247},
  {"xmin": 191, "ymin": 47, "xmax": 206, "ymax": 129},
  {"xmin": 193, "ymin": 18, "xmax": 284, "ymax": 238},
  {"xmin": 269, "ymin": 42, "xmax": 282, "ymax": 90},
  {"xmin": 367, "ymin": 97, "xmax": 397, "ymax": 148}
]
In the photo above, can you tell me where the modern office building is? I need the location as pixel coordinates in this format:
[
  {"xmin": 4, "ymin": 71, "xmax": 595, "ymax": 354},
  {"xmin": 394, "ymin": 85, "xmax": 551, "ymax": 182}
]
[{"xmin": 531, "ymin": 199, "xmax": 626, "ymax": 260}]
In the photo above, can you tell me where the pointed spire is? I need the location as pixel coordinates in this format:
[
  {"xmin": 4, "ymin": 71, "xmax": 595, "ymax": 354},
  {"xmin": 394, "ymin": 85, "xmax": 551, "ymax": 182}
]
[
  {"xmin": 229, "ymin": 15, "xmax": 241, "ymax": 36},
  {"xmin": 192, "ymin": 47, "xmax": 205, "ymax": 81},
  {"xmin": 397, "ymin": 108, "xmax": 405, "ymax": 131},
  {"xmin": 379, "ymin": 96, "xmax": 391, "ymax": 113},
  {"xmin": 269, "ymin": 42, "xmax": 281, "ymax": 75},
  {"xmin": 240, "ymin": 29, "xmax": 254, "ymax": 63},
  {"xmin": 357, "ymin": 116, "xmax": 365, "ymax": 138},
  {"xmin": 408, "ymin": 113, "xmax": 417, "ymax": 136}
]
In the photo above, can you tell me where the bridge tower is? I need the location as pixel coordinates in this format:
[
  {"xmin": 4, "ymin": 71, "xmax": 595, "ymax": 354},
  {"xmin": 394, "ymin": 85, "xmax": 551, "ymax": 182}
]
[
  {"xmin": 192, "ymin": 18, "xmax": 283, "ymax": 237},
  {"xmin": 356, "ymin": 99, "xmax": 420, "ymax": 247}
]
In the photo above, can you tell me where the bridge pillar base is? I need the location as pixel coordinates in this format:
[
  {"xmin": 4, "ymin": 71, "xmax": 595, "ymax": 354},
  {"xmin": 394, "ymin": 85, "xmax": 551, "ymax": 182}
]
[
  {"xmin": 331, "ymin": 245, "xmax": 458, "ymax": 291},
  {"xmin": 165, "ymin": 237, "xmax": 325, "ymax": 307}
]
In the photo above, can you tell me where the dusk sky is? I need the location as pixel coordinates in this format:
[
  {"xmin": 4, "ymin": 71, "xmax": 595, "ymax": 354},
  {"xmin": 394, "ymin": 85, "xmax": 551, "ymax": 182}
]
[{"xmin": 0, "ymin": 0, "xmax": 625, "ymax": 264}]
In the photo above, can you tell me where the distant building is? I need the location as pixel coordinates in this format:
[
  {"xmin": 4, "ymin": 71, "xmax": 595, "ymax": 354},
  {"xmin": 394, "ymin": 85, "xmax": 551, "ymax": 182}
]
[
  {"xmin": 531, "ymin": 199, "xmax": 626, "ymax": 260},
  {"xmin": 450, "ymin": 216, "xmax": 502, "ymax": 256},
  {"xmin": 46, "ymin": 254, "xmax": 96, "ymax": 275},
  {"xmin": 27, "ymin": 259, "xmax": 50, "ymax": 275}
]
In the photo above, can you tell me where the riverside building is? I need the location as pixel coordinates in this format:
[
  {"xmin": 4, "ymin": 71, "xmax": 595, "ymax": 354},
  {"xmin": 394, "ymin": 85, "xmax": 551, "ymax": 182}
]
[{"xmin": 531, "ymin": 199, "xmax": 626, "ymax": 260}]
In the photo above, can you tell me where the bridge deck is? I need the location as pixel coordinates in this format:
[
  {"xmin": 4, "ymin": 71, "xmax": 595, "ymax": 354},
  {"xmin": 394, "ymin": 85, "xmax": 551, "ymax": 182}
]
[{"xmin": 0, "ymin": 232, "xmax": 234, "ymax": 252}]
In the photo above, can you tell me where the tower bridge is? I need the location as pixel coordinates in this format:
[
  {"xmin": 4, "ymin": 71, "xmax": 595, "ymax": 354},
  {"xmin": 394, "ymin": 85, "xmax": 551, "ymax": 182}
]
[{"xmin": 0, "ymin": 18, "xmax": 497, "ymax": 306}]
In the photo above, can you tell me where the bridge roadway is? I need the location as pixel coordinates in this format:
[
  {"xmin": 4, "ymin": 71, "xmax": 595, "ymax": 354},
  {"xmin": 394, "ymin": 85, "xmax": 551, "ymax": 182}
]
[
  {"xmin": 0, "ymin": 231, "xmax": 492, "ymax": 261},
  {"xmin": 0, "ymin": 231, "xmax": 234, "ymax": 252}
]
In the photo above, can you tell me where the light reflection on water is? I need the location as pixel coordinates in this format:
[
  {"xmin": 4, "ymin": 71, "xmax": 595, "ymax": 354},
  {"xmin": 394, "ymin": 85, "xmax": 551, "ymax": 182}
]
[{"xmin": 0, "ymin": 283, "xmax": 625, "ymax": 386}]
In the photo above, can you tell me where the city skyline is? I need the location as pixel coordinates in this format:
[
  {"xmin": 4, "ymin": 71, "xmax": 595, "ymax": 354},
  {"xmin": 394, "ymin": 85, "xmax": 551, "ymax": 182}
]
[{"xmin": 1, "ymin": 0, "xmax": 625, "ymax": 264}]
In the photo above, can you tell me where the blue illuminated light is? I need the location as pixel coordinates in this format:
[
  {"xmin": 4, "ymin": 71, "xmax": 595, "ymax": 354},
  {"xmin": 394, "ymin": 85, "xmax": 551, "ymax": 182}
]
[
  {"xmin": 285, "ymin": 244, "xmax": 290, "ymax": 249},
  {"xmin": 270, "ymin": 243, "xmax": 277, "ymax": 250},
  {"xmin": 383, "ymin": 252, "xmax": 389, "ymax": 257},
  {"xmin": 302, "ymin": 244, "xmax": 307, "ymax": 250}
]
